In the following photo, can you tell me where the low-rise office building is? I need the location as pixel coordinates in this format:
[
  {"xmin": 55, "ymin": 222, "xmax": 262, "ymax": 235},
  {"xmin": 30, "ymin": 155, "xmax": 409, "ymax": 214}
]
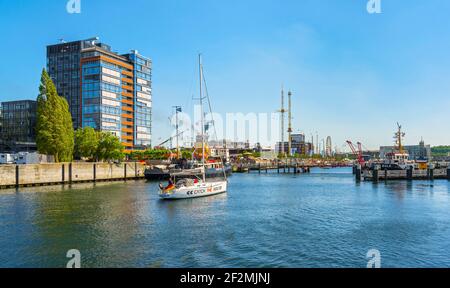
[{"xmin": 0, "ymin": 100, "xmax": 37, "ymax": 152}]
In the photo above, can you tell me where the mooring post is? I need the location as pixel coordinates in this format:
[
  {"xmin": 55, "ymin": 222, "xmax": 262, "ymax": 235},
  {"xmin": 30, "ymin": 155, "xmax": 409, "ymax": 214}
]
[
  {"xmin": 124, "ymin": 163, "xmax": 128, "ymax": 180},
  {"xmin": 407, "ymin": 166, "xmax": 413, "ymax": 181},
  {"xmin": 277, "ymin": 163, "xmax": 280, "ymax": 174},
  {"xmin": 62, "ymin": 163, "xmax": 65, "ymax": 183},
  {"xmin": 93, "ymin": 163, "xmax": 97, "ymax": 182},
  {"xmin": 373, "ymin": 165, "xmax": 379, "ymax": 183},
  {"xmin": 258, "ymin": 163, "xmax": 261, "ymax": 174},
  {"xmin": 384, "ymin": 169, "xmax": 388, "ymax": 182},
  {"xmin": 428, "ymin": 163, "xmax": 434, "ymax": 180},
  {"xmin": 15, "ymin": 165, "xmax": 19, "ymax": 188},
  {"xmin": 69, "ymin": 162, "xmax": 73, "ymax": 184},
  {"xmin": 355, "ymin": 164, "xmax": 362, "ymax": 182}
]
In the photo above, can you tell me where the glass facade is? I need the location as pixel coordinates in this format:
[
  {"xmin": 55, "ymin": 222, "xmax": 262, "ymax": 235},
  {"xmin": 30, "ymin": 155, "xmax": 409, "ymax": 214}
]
[
  {"xmin": 126, "ymin": 52, "xmax": 152, "ymax": 149},
  {"xmin": 47, "ymin": 40, "xmax": 92, "ymax": 128},
  {"xmin": 47, "ymin": 38, "xmax": 152, "ymax": 150},
  {"xmin": 81, "ymin": 59, "xmax": 124, "ymax": 139},
  {"xmin": 0, "ymin": 100, "xmax": 37, "ymax": 151}
]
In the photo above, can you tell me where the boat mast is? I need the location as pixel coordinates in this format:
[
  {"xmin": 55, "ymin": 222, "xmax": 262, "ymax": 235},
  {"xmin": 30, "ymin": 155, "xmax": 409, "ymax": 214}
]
[
  {"xmin": 395, "ymin": 122, "xmax": 405, "ymax": 153},
  {"xmin": 279, "ymin": 87, "xmax": 286, "ymax": 158},
  {"xmin": 199, "ymin": 55, "xmax": 228, "ymax": 181},
  {"xmin": 199, "ymin": 54, "xmax": 206, "ymax": 181},
  {"xmin": 173, "ymin": 105, "xmax": 182, "ymax": 159}
]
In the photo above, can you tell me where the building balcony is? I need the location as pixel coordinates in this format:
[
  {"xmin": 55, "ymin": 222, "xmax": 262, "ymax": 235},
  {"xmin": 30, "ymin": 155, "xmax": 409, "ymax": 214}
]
[
  {"xmin": 121, "ymin": 77, "xmax": 133, "ymax": 84},
  {"xmin": 121, "ymin": 113, "xmax": 133, "ymax": 119},
  {"xmin": 122, "ymin": 85, "xmax": 134, "ymax": 91},
  {"xmin": 122, "ymin": 91, "xmax": 133, "ymax": 98},
  {"xmin": 121, "ymin": 127, "xmax": 133, "ymax": 133},
  {"xmin": 122, "ymin": 120, "xmax": 134, "ymax": 126},
  {"xmin": 122, "ymin": 106, "xmax": 133, "ymax": 112},
  {"xmin": 121, "ymin": 70, "xmax": 133, "ymax": 77},
  {"xmin": 121, "ymin": 99, "xmax": 133, "ymax": 105}
]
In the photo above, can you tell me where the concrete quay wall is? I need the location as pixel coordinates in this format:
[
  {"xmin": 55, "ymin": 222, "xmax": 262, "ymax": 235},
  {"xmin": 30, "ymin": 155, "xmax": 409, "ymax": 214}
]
[{"xmin": 0, "ymin": 162, "xmax": 146, "ymax": 188}]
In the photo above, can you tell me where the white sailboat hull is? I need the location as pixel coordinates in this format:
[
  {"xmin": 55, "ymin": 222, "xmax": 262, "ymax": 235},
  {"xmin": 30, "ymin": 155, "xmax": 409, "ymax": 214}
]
[{"xmin": 159, "ymin": 181, "xmax": 227, "ymax": 199}]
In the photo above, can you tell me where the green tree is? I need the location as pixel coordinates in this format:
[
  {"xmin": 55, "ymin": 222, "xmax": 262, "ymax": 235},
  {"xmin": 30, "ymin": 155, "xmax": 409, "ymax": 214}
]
[
  {"xmin": 181, "ymin": 149, "xmax": 193, "ymax": 160},
  {"xmin": 36, "ymin": 69, "xmax": 74, "ymax": 162},
  {"xmin": 95, "ymin": 132, "xmax": 124, "ymax": 161},
  {"xmin": 432, "ymin": 146, "xmax": 450, "ymax": 157},
  {"xmin": 143, "ymin": 149, "xmax": 170, "ymax": 160},
  {"xmin": 74, "ymin": 127, "xmax": 99, "ymax": 159}
]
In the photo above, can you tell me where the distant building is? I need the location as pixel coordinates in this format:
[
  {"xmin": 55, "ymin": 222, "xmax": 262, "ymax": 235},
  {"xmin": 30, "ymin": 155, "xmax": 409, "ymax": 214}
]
[
  {"xmin": 210, "ymin": 147, "xmax": 230, "ymax": 162},
  {"xmin": 0, "ymin": 100, "xmax": 37, "ymax": 152},
  {"xmin": 276, "ymin": 133, "xmax": 313, "ymax": 156},
  {"xmin": 47, "ymin": 37, "xmax": 152, "ymax": 150},
  {"xmin": 379, "ymin": 139, "xmax": 431, "ymax": 160},
  {"xmin": 208, "ymin": 139, "xmax": 250, "ymax": 150},
  {"xmin": 325, "ymin": 136, "xmax": 332, "ymax": 157}
]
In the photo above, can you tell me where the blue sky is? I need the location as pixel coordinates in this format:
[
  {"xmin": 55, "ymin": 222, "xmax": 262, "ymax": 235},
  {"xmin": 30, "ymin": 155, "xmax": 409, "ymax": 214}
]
[{"xmin": 1, "ymin": 0, "xmax": 450, "ymax": 149}]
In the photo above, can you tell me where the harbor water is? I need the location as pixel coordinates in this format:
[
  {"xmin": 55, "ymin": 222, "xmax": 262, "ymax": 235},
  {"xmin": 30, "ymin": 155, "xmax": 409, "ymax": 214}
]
[{"xmin": 1, "ymin": 167, "xmax": 450, "ymax": 268}]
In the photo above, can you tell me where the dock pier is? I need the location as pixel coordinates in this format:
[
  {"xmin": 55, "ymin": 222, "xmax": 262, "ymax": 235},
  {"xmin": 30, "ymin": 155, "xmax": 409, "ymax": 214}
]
[
  {"xmin": 359, "ymin": 166, "xmax": 450, "ymax": 182},
  {"xmin": 234, "ymin": 162, "xmax": 314, "ymax": 174}
]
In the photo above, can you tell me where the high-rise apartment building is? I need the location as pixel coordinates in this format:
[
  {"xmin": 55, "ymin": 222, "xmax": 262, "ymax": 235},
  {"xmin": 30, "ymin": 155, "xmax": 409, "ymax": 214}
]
[{"xmin": 47, "ymin": 37, "xmax": 152, "ymax": 150}]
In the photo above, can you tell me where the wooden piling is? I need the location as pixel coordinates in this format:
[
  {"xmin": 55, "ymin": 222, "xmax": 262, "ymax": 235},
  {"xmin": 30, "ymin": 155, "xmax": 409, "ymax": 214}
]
[
  {"xmin": 69, "ymin": 162, "xmax": 73, "ymax": 184},
  {"xmin": 430, "ymin": 168, "xmax": 434, "ymax": 180},
  {"xmin": 373, "ymin": 167, "xmax": 379, "ymax": 183},
  {"xmin": 15, "ymin": 165, "xmax": 19, "ymax": 188},
  {"xmin": 428, "ymin": 164, "xmax": 434, "ymax": 180},
  {"xmin": 355, "ymin": 165, "xmax": 362, "ymax": 182},
  {"xmin": 407, "ymin": 166, "xmax": 413, "ymax": 180}
]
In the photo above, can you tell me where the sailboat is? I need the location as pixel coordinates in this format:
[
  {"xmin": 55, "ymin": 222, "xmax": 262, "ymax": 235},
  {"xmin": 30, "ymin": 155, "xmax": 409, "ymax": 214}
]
[{"xmin": 158, "ymin": 55, "xmax": 228, "ymax": 199}]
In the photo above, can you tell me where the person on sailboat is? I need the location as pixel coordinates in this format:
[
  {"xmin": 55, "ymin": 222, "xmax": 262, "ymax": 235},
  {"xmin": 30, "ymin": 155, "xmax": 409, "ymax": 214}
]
[{"xmin": 160, "ymin": 178, "xmax": 175, "ymax": 192}]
